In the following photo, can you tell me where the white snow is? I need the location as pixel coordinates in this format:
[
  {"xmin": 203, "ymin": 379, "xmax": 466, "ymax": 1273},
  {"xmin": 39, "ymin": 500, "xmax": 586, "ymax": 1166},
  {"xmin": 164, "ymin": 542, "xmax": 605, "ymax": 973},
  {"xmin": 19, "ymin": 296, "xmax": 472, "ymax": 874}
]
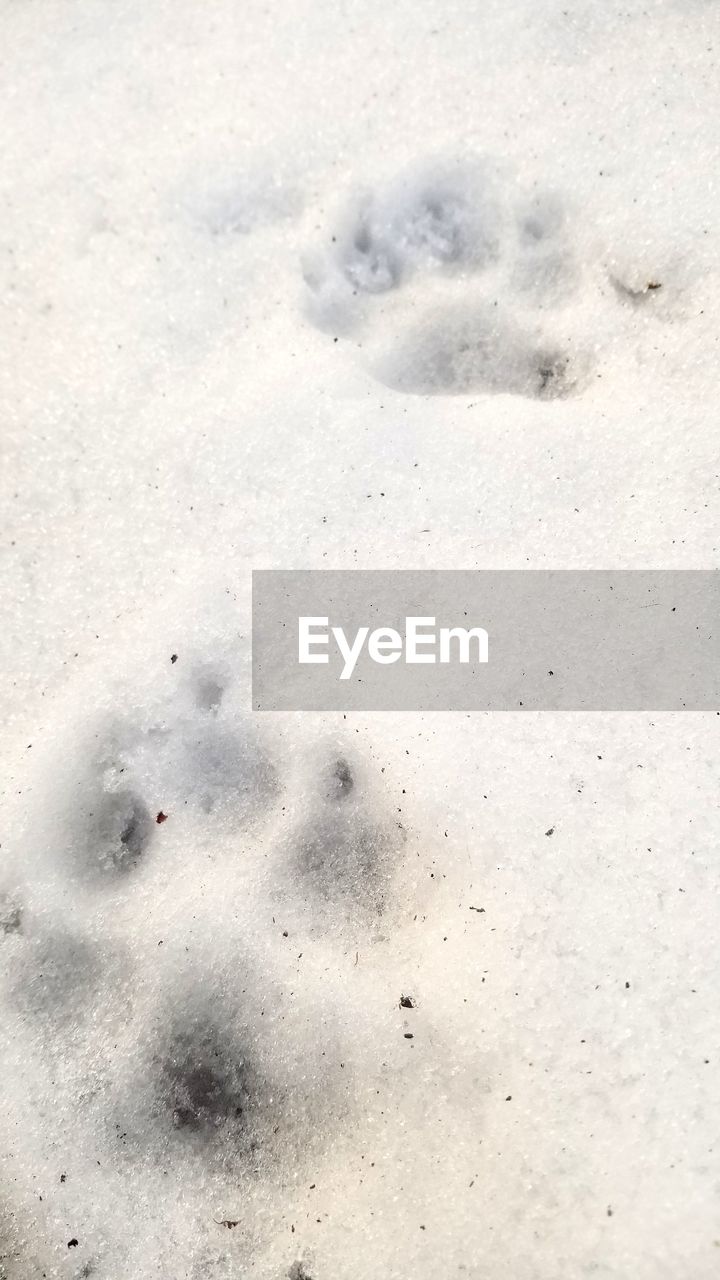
[{"xmin": 1, "ymin": 2, "xmax": 719, "ymax": 1277}]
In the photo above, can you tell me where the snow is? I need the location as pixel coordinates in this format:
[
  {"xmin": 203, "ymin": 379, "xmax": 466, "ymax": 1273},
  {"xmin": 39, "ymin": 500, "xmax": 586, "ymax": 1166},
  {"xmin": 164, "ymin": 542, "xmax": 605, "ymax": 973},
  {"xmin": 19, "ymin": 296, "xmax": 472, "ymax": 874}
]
[{"xmin": 1, "ymin": 1, "xmax": 719, "ymax": 1277}]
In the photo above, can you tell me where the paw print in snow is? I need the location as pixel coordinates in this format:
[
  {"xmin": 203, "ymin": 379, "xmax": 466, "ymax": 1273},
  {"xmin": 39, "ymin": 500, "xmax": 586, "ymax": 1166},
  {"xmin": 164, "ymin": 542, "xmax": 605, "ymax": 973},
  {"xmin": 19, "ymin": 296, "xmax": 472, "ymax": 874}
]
[{"xmin": 302, "ymin": 157, "xmax": 592, "ymax": 399}]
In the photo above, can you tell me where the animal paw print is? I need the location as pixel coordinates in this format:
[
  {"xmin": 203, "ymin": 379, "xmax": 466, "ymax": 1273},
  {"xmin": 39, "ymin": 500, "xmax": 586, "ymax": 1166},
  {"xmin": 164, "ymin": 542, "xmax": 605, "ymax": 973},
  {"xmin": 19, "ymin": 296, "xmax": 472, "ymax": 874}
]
[
  {"xmin": 302, "ymin": 157, "xmax": 591, "ymax": 399},
  {"xmin": 0, "ymin": 644, "xmax": 431, "ymax": 1277}
]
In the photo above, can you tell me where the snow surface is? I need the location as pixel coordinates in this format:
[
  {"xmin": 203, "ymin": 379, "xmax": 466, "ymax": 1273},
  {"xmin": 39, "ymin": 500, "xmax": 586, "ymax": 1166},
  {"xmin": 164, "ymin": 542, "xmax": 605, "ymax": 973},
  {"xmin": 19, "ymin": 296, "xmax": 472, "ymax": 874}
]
[{"xmin": 1, "ymin": 2, "xmax": 719, "ymax": 1277}]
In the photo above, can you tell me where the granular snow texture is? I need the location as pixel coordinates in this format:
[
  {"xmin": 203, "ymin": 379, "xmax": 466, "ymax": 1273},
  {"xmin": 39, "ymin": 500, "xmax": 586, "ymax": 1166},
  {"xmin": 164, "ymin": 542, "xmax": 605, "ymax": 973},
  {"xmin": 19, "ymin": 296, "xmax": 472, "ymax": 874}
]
[{"xmin": 1, "ymin": 3, "xmax": 719, "ymax": 1278}]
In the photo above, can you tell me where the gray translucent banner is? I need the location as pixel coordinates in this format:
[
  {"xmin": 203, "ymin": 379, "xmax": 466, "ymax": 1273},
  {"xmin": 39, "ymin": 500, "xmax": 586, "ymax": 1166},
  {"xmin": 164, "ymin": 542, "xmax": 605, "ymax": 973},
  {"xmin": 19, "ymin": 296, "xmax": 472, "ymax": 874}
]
[{"xmin": 252, "ymin": 571, "xmax": 719, "ymax": 711}]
